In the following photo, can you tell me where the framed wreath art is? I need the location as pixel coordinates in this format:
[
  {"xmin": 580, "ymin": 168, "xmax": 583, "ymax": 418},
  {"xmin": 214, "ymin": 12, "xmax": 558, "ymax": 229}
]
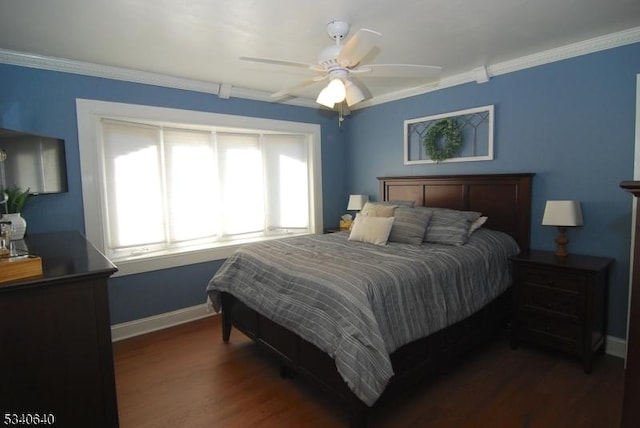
[
  {"xmin": 404, "ymin": 105, "xmax": 494, "ymax": 164},
  {"xmin": 423, "ymin": 119, "xmax": 463, "ymax": 162}
]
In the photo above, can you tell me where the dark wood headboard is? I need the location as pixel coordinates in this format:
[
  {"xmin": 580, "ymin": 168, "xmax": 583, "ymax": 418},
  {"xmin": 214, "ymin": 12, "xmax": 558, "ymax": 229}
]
[{"xmin": 378, "ymin": 173, "xmax": 534, "ymax": 251}]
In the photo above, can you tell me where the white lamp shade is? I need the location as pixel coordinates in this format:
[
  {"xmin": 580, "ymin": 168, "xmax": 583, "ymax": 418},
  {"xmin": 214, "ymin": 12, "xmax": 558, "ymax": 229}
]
[
  {"xmin": 316, "ymin": 78, "xmax": 347, "ymax": 108},
  {"xmin": 345, "ymin": 80, "xmax": 365, "ymax": 107},
  {"xmin": 326, "ymin": 78, "xmax": 346, "ymax": 102},
  {"xmin": 542, "ymin": 200, "xmax": 584, "ymax": 226},
  {"xmin": 316, "ymin": 86, "xmax": 335, "ymax": 108},
  {"xmin": 347, "ymin": 194, "xmax": 369, "ymax": 211}
]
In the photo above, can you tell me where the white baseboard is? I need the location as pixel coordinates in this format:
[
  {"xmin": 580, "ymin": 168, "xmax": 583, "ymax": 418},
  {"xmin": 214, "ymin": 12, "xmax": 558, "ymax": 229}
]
[
  {"xmin": 111, "ymin": 303, "xmax": 217, "ymax": 342},
  {"xmin": 606, "ymin": 335, "xmax": 627, "ymax": 359}
]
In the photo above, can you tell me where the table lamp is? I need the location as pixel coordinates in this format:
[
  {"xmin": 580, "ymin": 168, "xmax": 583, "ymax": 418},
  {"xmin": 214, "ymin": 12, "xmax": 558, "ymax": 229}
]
[
  {"xmin": 347, "ymin": 194, "xmax": 369, "ymax": 212},
  {"xmin": 340, "ymin": 194, "xmax": 369, "ymax": 230},
  {"xmin": 542, "ymin": 200, "xmax": 583, "ymax": 257}
]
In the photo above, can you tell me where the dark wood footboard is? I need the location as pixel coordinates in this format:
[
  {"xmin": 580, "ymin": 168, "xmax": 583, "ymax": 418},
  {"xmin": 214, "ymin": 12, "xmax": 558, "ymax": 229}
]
[{"xmin": 220, "ymin": 288, "xmax": 512, "ymax": 427}]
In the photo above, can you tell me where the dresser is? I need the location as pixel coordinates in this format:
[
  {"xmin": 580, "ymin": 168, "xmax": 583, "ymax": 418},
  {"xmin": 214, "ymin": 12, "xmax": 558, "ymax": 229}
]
[
  {"xmin": 510, "ymin": 250, "xmax": 612, "ymax": 373},
  {"xmin": 0, "ymin": 231, "xmax": 119, "ymax": 427}
]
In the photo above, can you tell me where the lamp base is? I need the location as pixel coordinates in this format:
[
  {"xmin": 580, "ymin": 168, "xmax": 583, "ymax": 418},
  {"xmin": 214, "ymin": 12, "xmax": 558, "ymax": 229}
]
[{"xmin": 554, "ymin": 226, "xmax": 569, "ymax": 257}]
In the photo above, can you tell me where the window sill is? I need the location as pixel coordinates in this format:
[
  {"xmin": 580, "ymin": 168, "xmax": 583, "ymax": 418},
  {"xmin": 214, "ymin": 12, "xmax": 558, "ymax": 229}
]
[{"xmin": 110, "ymin": 232, "xmax": 315, "ymax": 277}]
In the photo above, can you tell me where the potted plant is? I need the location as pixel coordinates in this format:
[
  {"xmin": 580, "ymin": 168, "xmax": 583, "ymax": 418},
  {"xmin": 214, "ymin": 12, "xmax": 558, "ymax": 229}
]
[{"xmin": 0, "ymin": 186, "xmax": 34, "ymax": 239}]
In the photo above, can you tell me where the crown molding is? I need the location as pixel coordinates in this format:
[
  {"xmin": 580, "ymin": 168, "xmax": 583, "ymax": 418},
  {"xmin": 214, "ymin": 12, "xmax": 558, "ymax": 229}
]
[
  {"xmin": 0, "ymin": 48, "xmax": 318, "ymax": 108},
  {"xmin": 356, "ymin": 25, "xmax": 640, "ymax": 109},
  {"xmin": 1, "ymin": 25, "xmax": 639, "ymax": 110},
  {"xmin": 0, "ymin": 49, "xmax": 225, "ymax": 95}
]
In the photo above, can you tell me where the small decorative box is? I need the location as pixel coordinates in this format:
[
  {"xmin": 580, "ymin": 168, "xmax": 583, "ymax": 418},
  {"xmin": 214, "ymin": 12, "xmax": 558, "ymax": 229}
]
[{"xmin": 0, "ymin": 256, "xmax": 43, "ymax": 284}]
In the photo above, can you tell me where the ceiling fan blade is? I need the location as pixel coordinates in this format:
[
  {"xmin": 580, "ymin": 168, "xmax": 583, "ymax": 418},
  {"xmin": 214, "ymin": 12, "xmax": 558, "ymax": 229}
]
[
  {"xmin": 240, "ymin": 56, "xmax": 324, "ymax": 72},
  {"xmin": 338, "ymin": 29, "xmax": 381, "ymax": 68},
  {"xmin": 270, "ymin": 75, "xmax": 327, "ymax": 99},
  {"xmin": 353, "ymin": 64, "xmax": 442, "ymax": 78}
]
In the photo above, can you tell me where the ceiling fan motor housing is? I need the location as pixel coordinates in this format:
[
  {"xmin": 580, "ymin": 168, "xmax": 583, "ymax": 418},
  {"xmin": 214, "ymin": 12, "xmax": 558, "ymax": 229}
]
[
  {"xmin": 326, "ymin": 20, "xmax": 350, "ymax": 41},
  {"xmin": 318, "ymin": 20, "xmax": 351, "ymax": 69},
  {"xmin": 328, "ymin": 69, "xmax": 348, "ymax": 82},
  {"xmin": 318, "ymin": 45, "xmax": 342, "ymax": 69}
]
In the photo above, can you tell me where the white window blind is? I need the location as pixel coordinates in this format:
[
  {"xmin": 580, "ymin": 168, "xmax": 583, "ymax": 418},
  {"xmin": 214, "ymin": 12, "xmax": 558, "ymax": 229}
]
[
  {"xmin": 164, "ymin": 128, "xmax": 219, "ymax": 243},
  {"xmin": 263, "ymin": 134, "xmax": 310, "ymax": 232},
  {"xmin": 217, "ymin": 132, "xmax": 265, "ymax": 237},
  {"xmin": 102, "ymin": 119, "xmax": 165, "ymax": 250}
]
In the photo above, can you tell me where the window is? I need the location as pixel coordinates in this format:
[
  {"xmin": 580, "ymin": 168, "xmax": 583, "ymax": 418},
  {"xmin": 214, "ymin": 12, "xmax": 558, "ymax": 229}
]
[{"xmin": 77, "ymin": 99, "xmax": 323, "ymax": 276}]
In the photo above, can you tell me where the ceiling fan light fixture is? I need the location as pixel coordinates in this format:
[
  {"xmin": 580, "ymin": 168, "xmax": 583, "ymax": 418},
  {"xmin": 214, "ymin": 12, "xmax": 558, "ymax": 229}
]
[
  {"xmin": 242, "ymin": 20, "xmax": 442, "ymax": 109},
  {"xmin": 316, "ymin": 86, "xmax": 336, "ymax": 108},
  {"xmin": 327, "ymin": 78, "xmax": 346, "ymax": 102},
  {"xmin": 316, "ymin": 77, "xmax": 346, "ymax": 108},
  {"xmin": 345, "ymin": 80, "xmax": 365, "ymax": 107}
]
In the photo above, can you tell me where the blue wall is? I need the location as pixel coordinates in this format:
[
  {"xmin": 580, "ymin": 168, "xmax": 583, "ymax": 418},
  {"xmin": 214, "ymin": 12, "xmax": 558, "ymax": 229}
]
[
  {"xmin": 345, "ymin": 42, "xmax": 640, "ymax": 338},
  {"xmin": 0, "ymin": 63, "xmax": 348, "ymax": 323},
  {"xmin": 1, "ymin": 40, "xmax": 638, "ymax": 338}
]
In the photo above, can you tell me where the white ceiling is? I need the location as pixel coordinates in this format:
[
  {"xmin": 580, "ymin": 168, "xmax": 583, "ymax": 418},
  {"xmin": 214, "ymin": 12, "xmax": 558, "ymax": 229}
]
[{"xmin": 1, "ymin": 0, "xmax": 640, "ymax": 109}]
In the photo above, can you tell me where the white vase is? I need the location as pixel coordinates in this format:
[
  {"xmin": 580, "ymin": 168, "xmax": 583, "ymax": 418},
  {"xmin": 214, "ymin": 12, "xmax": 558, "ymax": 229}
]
[{"xmin": 1, "ymin": 213, "xmax": 27, "ymax": 240}]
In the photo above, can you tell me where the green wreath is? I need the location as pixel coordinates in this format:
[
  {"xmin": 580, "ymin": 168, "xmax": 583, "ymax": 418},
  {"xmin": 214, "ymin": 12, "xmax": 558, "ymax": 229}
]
[{"xmin": 423, "ymin": 119, "xmax": 463, "ymax": 162}]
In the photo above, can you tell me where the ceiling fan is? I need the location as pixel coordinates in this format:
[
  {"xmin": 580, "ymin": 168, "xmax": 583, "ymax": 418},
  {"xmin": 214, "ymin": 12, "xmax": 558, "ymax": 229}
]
[{"xmin": 240, "ymin": 20, "xmax": 442, "ymax": 109}]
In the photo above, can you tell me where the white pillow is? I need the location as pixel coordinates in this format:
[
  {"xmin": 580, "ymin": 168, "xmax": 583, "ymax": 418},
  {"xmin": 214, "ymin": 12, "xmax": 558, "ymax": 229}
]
[
  {"xmin": 348, "ymin": 214, "xmax": 395, "ymax": 246},
  {"xmin": 469, "ymin": 216, "xmax": 488, "ymax": 235}
]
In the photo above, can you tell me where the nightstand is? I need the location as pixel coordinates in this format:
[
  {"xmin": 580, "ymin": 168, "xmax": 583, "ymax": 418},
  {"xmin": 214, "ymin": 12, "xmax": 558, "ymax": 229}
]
[
  {"xmin": 510, "ymin": 250, "xmax": 613, "ymax": 373},
  {"xmin": 323, "ymin": 228, "xmax": 343, "ymax": 234}
]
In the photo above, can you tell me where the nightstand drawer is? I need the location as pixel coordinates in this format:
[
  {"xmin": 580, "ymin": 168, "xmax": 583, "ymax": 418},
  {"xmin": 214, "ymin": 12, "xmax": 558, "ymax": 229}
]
[
  {"xmin": 520, "ymin": 311, "xmax": 580, "ymax": 353},
  {"xmin": 520, "ymin": 267, "xmax": 586, "ymax": 293},
  {"xmin": 521, "ymin": 284, "xmax": 583, "ymax": 319}
]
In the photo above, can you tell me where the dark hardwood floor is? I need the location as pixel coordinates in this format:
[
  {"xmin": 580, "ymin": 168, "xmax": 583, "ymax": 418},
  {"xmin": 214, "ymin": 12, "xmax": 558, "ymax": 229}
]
[{"xmin": 113, "ymin": 315, "xmax": 624, "ymax": 428}]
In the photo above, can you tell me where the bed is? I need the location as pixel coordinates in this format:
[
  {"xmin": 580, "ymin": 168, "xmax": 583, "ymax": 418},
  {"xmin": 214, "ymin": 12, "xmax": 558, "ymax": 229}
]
[{"xmin": 207, "ymin": 173, "xmax": 533, "ymax": 427}]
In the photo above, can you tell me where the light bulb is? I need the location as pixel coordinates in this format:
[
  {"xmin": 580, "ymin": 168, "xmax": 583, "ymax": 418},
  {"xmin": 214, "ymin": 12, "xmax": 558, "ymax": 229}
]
[
  {"xmin": 316, "ymin": 86, "xmax": 335, "ymax": 108},
  {"xmin": 326, "ymin": 78, "xmax": 346, "ymax": 103}
]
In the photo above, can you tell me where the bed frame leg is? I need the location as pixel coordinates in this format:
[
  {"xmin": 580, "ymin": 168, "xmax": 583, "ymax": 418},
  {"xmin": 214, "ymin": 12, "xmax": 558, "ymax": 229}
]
[
  {"xmin": 222, "ymin": 310, "xmax": 232, "ymax": 343},
  {"xmin": 280, "ymin": 365, "xmax": 296, "ymax": 379}
]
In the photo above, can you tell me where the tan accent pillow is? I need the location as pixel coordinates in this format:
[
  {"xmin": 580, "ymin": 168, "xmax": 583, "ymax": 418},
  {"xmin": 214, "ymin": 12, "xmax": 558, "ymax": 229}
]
[
  {"xmin": 360, "ymin": 202, "xmax": 397, "ymax": 217},
  {"xmin": 348, "ymin": 214, "xmax": 395, "ymax": 246}
]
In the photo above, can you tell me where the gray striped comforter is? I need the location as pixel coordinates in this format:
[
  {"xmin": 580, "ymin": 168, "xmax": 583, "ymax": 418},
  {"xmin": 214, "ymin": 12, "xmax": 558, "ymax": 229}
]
[{"xmin": 206, "ymin": 228, "xmax": 519, "ymax": 406}]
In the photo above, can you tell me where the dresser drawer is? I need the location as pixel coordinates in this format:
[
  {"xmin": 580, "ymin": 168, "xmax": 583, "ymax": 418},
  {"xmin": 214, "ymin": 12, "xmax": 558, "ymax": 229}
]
[
  {"xmin": 519, "ymin": 266, "xmax": 587, "ymax": 293},
  {"xmin": 521, "ymin": 284, "xmax": 583, "ymax": 319}
]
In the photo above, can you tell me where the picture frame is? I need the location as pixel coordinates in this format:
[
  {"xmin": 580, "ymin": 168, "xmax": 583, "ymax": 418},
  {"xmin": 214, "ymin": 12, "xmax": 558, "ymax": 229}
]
[{"xmin": 404, "ymin": 105, "xmax": 494, "ymax": 164}]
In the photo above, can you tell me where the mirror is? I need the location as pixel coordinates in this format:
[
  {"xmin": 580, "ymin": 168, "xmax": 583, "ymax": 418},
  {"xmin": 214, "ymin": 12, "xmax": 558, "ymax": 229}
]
[{"xmin": 0, "ymin": 128, "xmax": 68, "ymax": 194}]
